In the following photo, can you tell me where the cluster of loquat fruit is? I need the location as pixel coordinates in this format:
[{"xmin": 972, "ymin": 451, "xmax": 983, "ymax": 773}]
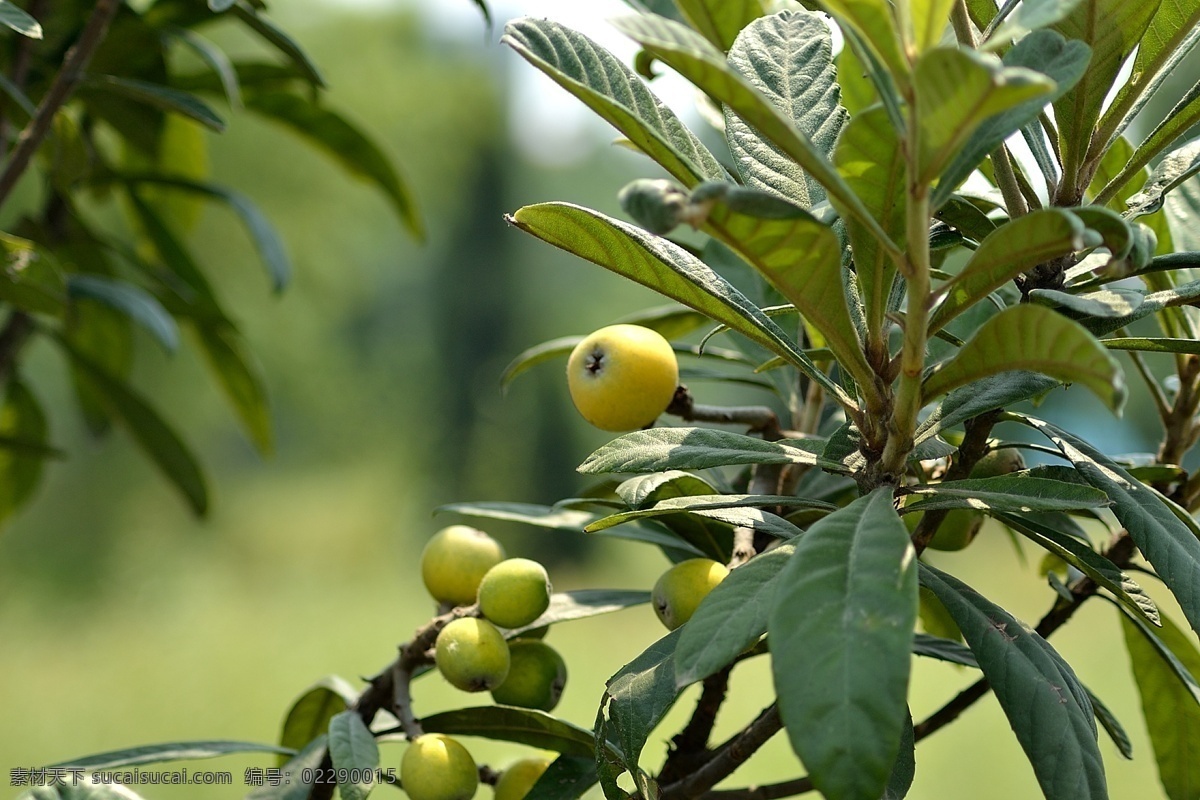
[{"xmin": 400, "ymin": 525, "xmax": 563, "ymax": 800}]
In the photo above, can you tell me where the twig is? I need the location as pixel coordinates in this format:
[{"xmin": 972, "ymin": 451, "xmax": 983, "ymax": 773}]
[
  {"xmin": 990, "ymin": 146, "xmax": 1029, "ymax": 218},
  {"xmin": 0, "ymin": 0, "xmax": 120, "ymax": 208},
  {"xmin": 667, "ymin": 386, "xmax": 783, "ymax": 440},
  {"xmin": 701, "ymin": 776, "xmax": 814, "ymax": 800}
]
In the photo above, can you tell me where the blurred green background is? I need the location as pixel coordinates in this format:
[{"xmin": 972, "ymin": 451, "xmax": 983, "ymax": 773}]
[{"xmin": 0, "ymin": 0, "xmax": 1182, "ymax": 798}]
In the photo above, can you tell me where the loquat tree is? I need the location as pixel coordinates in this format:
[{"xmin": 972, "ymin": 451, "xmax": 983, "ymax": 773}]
[{"xmin": 25, "ymin": 0, "xmax": 1200, "ymax": 799}]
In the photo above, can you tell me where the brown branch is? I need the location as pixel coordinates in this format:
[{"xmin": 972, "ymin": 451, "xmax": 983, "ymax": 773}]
[
  {"xmin": 662, "ymin": 704, "xmax": 782, "ymax": 799},
  {"xmin": 658, "ymin": 666, "xmax": 733, "ymax": 786},
  {"xmin": 667, "ymin": 386, "xmax": 782, "ymax": 440},
  {"xmin": 701, "ymin": 776, "xmax": 814, "ymax": 800},
  {"xmin": 0, "ymin": 0, "xmax": 120, "ymax": 208}
]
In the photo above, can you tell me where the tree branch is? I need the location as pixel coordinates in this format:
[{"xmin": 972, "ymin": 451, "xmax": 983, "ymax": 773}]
[
  {"xmin": 667, "ymin": 386, "xmax": 782, "ymax": 440},
  {"xmin": 0, "ymin": 0, "xmax": 120, "ymax": 208},
  {"xmin": 662, "ymin": 704, "xmax": 782, "ymax": 799}
]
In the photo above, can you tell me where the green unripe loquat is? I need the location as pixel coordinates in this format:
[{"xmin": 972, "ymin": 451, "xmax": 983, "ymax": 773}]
[
  {"xmin": 494, "ymin": 757, "xmax": 552, "ymax": 800},
  {"xmin": 435, "ymin": 617, "xmax": 510, "ymax": 692},
  {"xmin": 652, "ymin": 558, "xmax": 729, "ymax": 631},
  {"xmin": 478, "ymin": 558, "xmax": 552, "ymax": 629},
  {"xmin": 400, "ymin": 734, "xmax": 478, "ymax": 800},
  {"xmin": 421, "ymin": 525, "xmax": 506, "ymax": 606},
  {"xmin": 970, "ymin": 447, "xmax": 1025, "ymax": 478},
  {"xmin": 567, "ymin": 324, "xmax": 679, "ymax": 432},
  {"xmin": 491, "ymin": 639, "xmax": 567, "ymax": 711}
]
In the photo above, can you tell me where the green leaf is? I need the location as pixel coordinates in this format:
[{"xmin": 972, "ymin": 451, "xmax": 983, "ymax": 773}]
[
  {"xmin": 421, "ymin": 707, "xmax": 596, "ymax": 757},
  {"xmin": 882, "ymin": 712, "xmax": 916, "ymax": 800},
  {"xmin": 328, "ymin": 712, "xmax": 379, "ymax": 800},
  {"xmin": 1122, "ymin": 612, "xmax": 1200, "ymax": 799},
  {"xmin": 922, "ymin": 304, "xmax": 1126, "ymax": 411},
  {"xmin": 929, "ymin": 208, "xmax": 1086, "ymax": 333},
  {"xmin": 983, "ymin": 0, "xmax": 1085, "ymax": 46},
  {"xmin": 437, "ymin": 500, "xmax": 704, "ymax": 557},
  {"xmin": 51, "ymin": 740, "xmax": 295, "ymax": 769},
  {"xmin": 933, "ymin": 31, "xmax": 1092, "ymax": 208},
  {"xmin": 0, "ymin": 380, "xmax": 46, "ymax": 527},
  {"xmin": 837, "ymin": 105, "xmax": 906, "ymax": 337},
  {"xmin": 1029, "ymin": 287, "xmax": 1144, "ymax": 318},
  {"xmin": 194, "ymin": 323, "xmax": 272, "ymax": 455},
  {"xmin": 769, "ymin": 489, "xmax": 917, "ymax": 800},
  {"xmin": 675, "ymin": 544, "xmax": 793, "ymax": 686},
  {"xmin": 725, "ymin": 9, "xmax": 847, "ymax": 208},
  {"xmin": 913, "ymin": 46, "xmax": 1054, "ymax": 184},
  {"xmin": 0, "ymin": 0, "xmax": 41, "ymax": 38},
  {"xmin": 231, "ymin": 2, "xmax": 325, "ymax": 88},
  {"xmin": 577, "ymin": 427, "xmax": 842, "ymax": 474},
  {"xmin": 165, "ymin": 27, "xmax": 241, "ymax": 111},
  {"xmin": 248, "ymin": 736, "xmax": 326, "ymax": 800},
  {"xmin": 1103, "ymin": 337, "xmax": 1200, "ymax": 355},
  {"xmin": 501, "ymin": 335, "xmax": 582, "ymax": 391},
  {"xmin": 209, "ymin": 0, "xmax": 237, "ymax": 12},
  {"xmin": 997, "ymin": 511, "xmax": 1160, "ymax": 626},
  {"xmin": 502, "ymin": 18, "xmax": 725, "ymax": 188},
  {"xmin": 904, "ymin": 474, "xmax": 1110, "ymax": 513},
  {"xmin": 1120, "ymin": 139, "xmax": 1200, "ymax": 217},
  {"xmin": 81, "ymin": 75, "xmax": 225, "ymax": 132},
  {"xmin": 509, "ymin": 590, "xmax": 653, "ymax": 636},
  {"xmin": 242, "ymin": 91, "xmax": 422, "ymax": 239},
  {"xmin": 913, "ymin": 632, "xmax": 977, "ymax": 665},
  {"xmin": 1021, "ymin": 415, "xmax": 1200, "ymax": 638},
  {"xmin": 1119, "ymin": 603, "xmax": 1200, "ymax": 706},
  {"xmin": 920, "ymin": 563, "xmax": 1107, "ymax": 799},
  {"xmin": 598, "ymin": 629, "xmax": 682, "ymax": 779},
  {"xmin": 912, "ymin": 0, "xmax": 954, "ymax": 50},
  {"xmin": 916, "ymin": 371, "xmax": 1058, "ymax": 444},
  {"xmin": 121, "ymin": 175, "xmax": 290, "ymax": 293},
  {"xmin": 1086, "ymin": 686, "xmax": 1133, "ymax": 759},
  {"xmin": 815, "ymin": 0, "xmax": 909, "ymax": 87},
  {"xmin": 617, "ymin": 469, "xmax": 715, "ymax": 506},
  {"xmin": 690, "ymin": 184, "xmax": 875, "ymax": 389},
  {"xmin": 587, "ymin": 494, "xmax": 820, "ymax": 536},
  {"xmin": 276, "ymin": 676, "xmax": 357, "ymax": 766},
  {"xmin": 124, "ymin": 192, "xmax": 224, "ymax": 319},
  {"xmin": 526, "ymin": 755, "xmax": 598, "ymax": 800},
  {"xmin": 1052, "ymin": 0, "xmax": 1160, "ymax": 192},
  {"xmin": 0, "ymin": 232, "xmax": 66, "ymax": 315},
  {"xmin": 674, "ymin": 0, "xmax": 764, "ymax": 50},
  {"xmin": 67, "ymin": 274, "xmax": 179, "ymax": 353},
  {"xmin": 508, "ymin": 203, "xmax": 850, "ymax": 405},
  {"xmin": 52, "ymin": 335, "xmax": 209, "ymax": 516},
  {"xmin": 1094, "ymin": 0, "xmax": 1200, "ymax": 165},
  {"xmin": 610, "ymin": 13, "xmax": 902, "ymax": 263}
]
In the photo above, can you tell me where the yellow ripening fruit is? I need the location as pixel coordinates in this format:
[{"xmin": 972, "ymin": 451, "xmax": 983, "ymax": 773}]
[
  {"xmin": 652, "ymin": 558, "xmax": 729, "ymax": 631},
  {"xmin": 566, "ymin": 324, "xmax": 679, "ymax": 432},
  {"xmin": 494, "ymin": 757, "xmax": 553, "ymax": 800},
  {"xmin": 491, "ymin": 639, "xmax": 567, "ymax": 712},
  {"xmin": 400, "ymin": 734, "xmax": 478, "ymax": 800},
  {"xmin": 435, "ymin": 618, "xmax": 510, "ymax": 692},
  {"xmin": 478, "ymin": 558, "xmax": 552, "ymax": 629},
  {"xmin": 421, "ymin": 525, "xmax": 506, "ymax": 606}
]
